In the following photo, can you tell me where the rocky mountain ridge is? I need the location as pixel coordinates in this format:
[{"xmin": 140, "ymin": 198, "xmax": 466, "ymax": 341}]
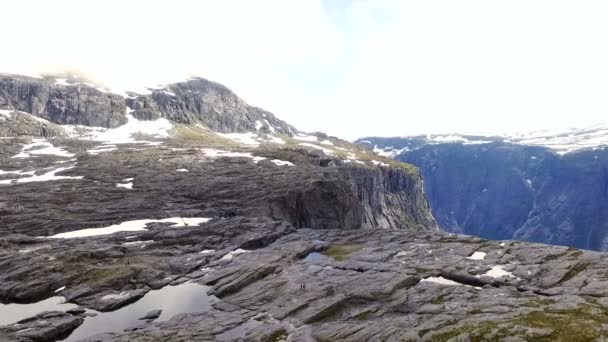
[{"xmin": 0, "ymin": 73, "xmax": 295, "ymax": 134}]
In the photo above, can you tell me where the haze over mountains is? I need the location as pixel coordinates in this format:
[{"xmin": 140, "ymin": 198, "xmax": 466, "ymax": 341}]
[{"xmin": 359, "ymin": 128, "xmax": 608, "ymax": 251}]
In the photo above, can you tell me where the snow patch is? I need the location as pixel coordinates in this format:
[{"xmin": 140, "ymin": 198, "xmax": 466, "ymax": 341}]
[
  {"xmin": 86, "ymin": 114, "xmax": 172, "ymax": 145},
  {"xmin": 42, "ymin": 217, "xmax": 211, "ymax": 238},
  {"xmin": 422, "ymin": 277, "xmax": 471, "ymax": 287},
  {"xmin": 217, "ymin": 132, "xmax": 260, "ymax": 146},
  {"xmin": 478, "ymin": 265, "xmax": 519, "ymax": 279},
  {"xmin": 116, "ymin": 182, "xmax": 133, "ymax": 189},
  {"xmin": 101, "ymin": 292, "xmax": 131, "ymax": 301},
  {"xmin": 371, "ymin": 160, "xmax": 389, "ymax": 167},
  {"xmin": 12, "ymin": 140, "xmax": 75, "ymax": 159},
  {"xmin": 271, "ymin": 159, "xmax": 294, "ymax": 166},
  {"xmin": 294, "ymin": 134, "xmax": 318, "ymax": 142},
  {"xmin": 298, "ymin": 143, "xmax": 334, "ymax": 155},
  {"xmin": 264, "ymin": 119, "xmax": 276, "ymax": 133},
  {"xmin": 122, "ymin": 240, "xmax": 154, "ymax": 246},
  {"xmin": 467, "ymin": 251, "xmax": 486, "ymax": 260},
  {"xmin": 201, "ymin": 149, "xmax": 266, "ymax": 163},
  {"xmin": 0, "ymin": 166, "xmax": 82, "ymax": 185},
  {"xmin": 199, "ymin": 249, "xmax": 215, "ymax": 254},
  {"xmin": 264, "ymin": 135, "xmax": 285, "ymax": 144},
  {"xmin": 176, "ymin": 168, "xmax": 189, "ymax": 172},
  {"xmin": 221, "ymin": 249, "xmax": 249, "ymax": 260}
]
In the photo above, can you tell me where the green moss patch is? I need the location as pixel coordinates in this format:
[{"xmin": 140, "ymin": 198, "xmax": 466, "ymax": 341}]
[{"xmin": 321, "ymin": 244, "xmax": 361, "ymax": 261}]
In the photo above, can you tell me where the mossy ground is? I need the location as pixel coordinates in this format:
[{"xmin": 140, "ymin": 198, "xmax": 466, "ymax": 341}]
[
  {"xmin": 321, "ymin": 244, "xmax": 361, "ymax": 261},
  {"xmin": 432, "ymin": 301, "xmax": 608, "ymax": 342}
]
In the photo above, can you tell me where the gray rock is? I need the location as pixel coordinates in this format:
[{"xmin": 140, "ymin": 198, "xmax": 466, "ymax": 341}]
[{"xmin": 139, "ymin": 309, "xmax": 162, "ymax": 320}]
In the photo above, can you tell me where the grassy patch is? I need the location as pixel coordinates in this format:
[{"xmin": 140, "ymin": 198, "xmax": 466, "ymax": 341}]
[
  {"xmin": 170, "ymin": 125, "xmax": 237, "ymax": 146},
  {"xmin": 354, "ymin": 310, "xmax": 371, "ymax": 320},
  {"xmin": 522, "ymin": 298, "xmax": 555, "ymax": 308},
  {"xmin": 431, "ymin": 294, "xmax": 449, "ymax": 305},
  {"xmin": 79, "ymin": 265, "xmax": 134, "ymax": 285},
  {"xmin": 264, "ymin": 329, "xmax": 288, "ymax": 342},
  {"xmin": 513, "ymin": 305, "xmax": 608, "ymax": 341},
  {"xmin": 431, "ymin": 321, "xmax": 507, "ymax": 342},
  {"xmin": 321, "ymin": 244, "xmax": 361, "ymax": 261}
]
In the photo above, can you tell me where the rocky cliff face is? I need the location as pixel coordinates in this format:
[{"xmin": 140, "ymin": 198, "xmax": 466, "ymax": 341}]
[
  {"xmin": 360, "ymin": 137, "xmax": 608, "ymax": 251},
  {"xmin": 127, "ymin": 78, "xmax": 294, "ymax": 134},
  {"xmin": 0, "ymin": 74, "xmax": 127, "ymax": 128},
  {"xmin": 0, "ymin": 73, "xmax": 295, "ymax": 136}
]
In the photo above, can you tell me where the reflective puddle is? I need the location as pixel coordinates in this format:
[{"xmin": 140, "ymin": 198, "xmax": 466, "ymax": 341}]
[
  {"xmin": 0, "ymin": 296, "xmax": 78, "ymax": 325},
  {"xmin": 62, "ymin": 282, "xmax": 215, "ymax": 341}
]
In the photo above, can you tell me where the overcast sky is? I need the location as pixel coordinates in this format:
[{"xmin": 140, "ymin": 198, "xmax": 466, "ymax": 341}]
[{"xmin": 2, "ymin": 0, "xmax": 607, "ymax": 139}]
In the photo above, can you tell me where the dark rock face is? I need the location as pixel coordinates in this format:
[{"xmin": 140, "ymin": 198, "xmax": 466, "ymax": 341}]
[
  {"xmin": 271, "ymin": 165, "xmax": 436, "ymax": 230},
  {"xmin": 0, "ymin": 75, "xmax": 127, "ymax": 128},
  {"xmin": 0, "ymin": 311, "xmax": 84, "ymax": 341},
  {"xmin": 127, "ymin": 78, "xmax": 295, "ymax": 134},
  {"xmin": 360, "ymin": 137, "xmax": 608, "ymax": 251},
  {"xmin": 139, "ymin": 309, "xmax": 161, "ymax": 320}
]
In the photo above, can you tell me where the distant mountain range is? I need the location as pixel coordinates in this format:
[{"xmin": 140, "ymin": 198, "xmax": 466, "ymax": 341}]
[{"xmin": 358, "ymin": 128, "xmax": 608, "ymax": 251}]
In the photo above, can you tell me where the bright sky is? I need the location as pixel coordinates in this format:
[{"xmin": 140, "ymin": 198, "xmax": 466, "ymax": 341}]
[{"xmin": 1, "ymin": 0, "xmax": 607, "ymax": 139}]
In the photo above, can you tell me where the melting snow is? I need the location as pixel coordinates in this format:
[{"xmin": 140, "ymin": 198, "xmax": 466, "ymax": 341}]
[
  {"xmin": 0, "ymin": 166, "xmax": 82, "ymax": 185},
  {"xmin": 116, "ymin": 182, "xmax": 133, "ymax": 189},
  {"xmin": 199, "ymin": 249, "xmax": 215, "ymax": 254},
  {"xmin": 87, "ymin": 114, "xmax": 172, "ymax": 145},
  {"xmin": 12, "ymin": 140, "xmax": 75, "ymax": 159},
  {"xmin": 88, "ymin": 146, "xmax": 118, "ymax": 155},
  {"xmin": 371, "ymin": 160, "xmax": 389, "ymax": 167},
  {"xmin": 422, "ymin": 277, "xmax": 465, "ymax": 286},
  {"xmin": 54, "ymin": 286, "xmax": 66, "ymax": 293},
  {"xmin": 271, "ymin": 159, "xmax": 294, "ymax": 166},
  {"xmin": 264, "ymin": 135, "xmax": 285, "ymax": 144},
  {"xmin": 54, "ymin": 78, "xmax": 71, "ymax": 86},
  {"xmin": 478, "ymin": 265, "xmax": 519, "ymax": 279},
  {"xmin": 294, "ymin": 134, "xmax": 318, "ymax": 142},
  {"xmin": 122, "ymin": 240, "xmax": 154, "ymax": 246},
  {"xmin": 320, "ymin": 140, "xmax": 333, "ymax": 146},
  {"xmin": 217, "ymin": 132, "xmax": 260, "ymax": 146},
  {"xmin": 298, "ymin": 143, "xmax": 334, "ymax": 155},
  {"xmin": 221, "ymin": 249, "xmax": 249, "ymax": 260},
  {"xmin": 176, "ymin": 168, "xmax": 189, "ymax": 172},
  {"xmin": 201, "ymin": 149, "xmax": 266, "ymax": 163},
  {"xmin": 101, "ymin": 292, "xmax": 131, "ymax": 301},
  {"xmin": 0, "ymin": 109, "xmax": 13, "ymax": 120},
  {"xmin": 264, "ymin": 119, "xmax": 276, "ymax": 133},
  {"xmin": 255, "ymin": 121, "xmax": 263, "ymax": 131},
  {"xmin": 467, "ymin": 251, "xmax": 487, "ymax": 260},
  {"xmin": 42, "ymin": 217, "xmax": 211, "ymax": 238}
]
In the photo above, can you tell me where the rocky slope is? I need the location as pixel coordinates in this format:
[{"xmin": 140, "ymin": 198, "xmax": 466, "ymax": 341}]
[
  {"xmin": 2, "ymin": 73, "xmax": 608, "ymax": 341},
  {"xmin": 358, "ymin": 135, "xmax": 608, "ymax": 251}
]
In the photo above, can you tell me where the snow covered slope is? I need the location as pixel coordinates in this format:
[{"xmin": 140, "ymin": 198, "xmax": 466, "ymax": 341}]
[{"xmin": 359, "ymin": 122, "xmax": 608, "ymax": 156}]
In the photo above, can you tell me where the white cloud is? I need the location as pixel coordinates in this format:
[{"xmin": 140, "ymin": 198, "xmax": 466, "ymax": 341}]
[{"xmin": 1, "ymin": 0, "xmax": 607, "ymax": 140}]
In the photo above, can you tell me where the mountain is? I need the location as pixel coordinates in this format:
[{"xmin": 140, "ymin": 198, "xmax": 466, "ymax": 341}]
[
  {"xmin": 358, "ymin": 128, "xmax": 608, "ymax": 251},
  {"xmin": 3, "ymin": 73, "xmax": 608, "ymax": 341}
]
